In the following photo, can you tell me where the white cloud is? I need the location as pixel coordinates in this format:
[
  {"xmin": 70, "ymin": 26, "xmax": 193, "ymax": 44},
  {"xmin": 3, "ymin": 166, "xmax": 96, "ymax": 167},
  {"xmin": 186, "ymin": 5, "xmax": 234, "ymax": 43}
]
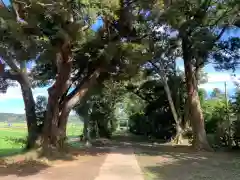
[
  {"xmin": 199, "ymin": 72, "xmax": 239, "ymax": 92},
  {"xmin": 0, "ymin": 85, "xmax": 48, "ymax": 101},
  {"xmin": 0, "ymin": 85, "xmax": 76, "ymax": 115},
  {"xmin": 0, "ymin": 86, "xmax": 22, "ymax": 100},
  {"xmin": 199, "ymin": 82, "xmax": 230, "ymax": 91},
  {"xmin": 206, "ymin": 73, "xmax": 231, "ymax": 83},
  {"xmin": 175, "ymin": 58, "xmax": 239, "ymax": 92}
]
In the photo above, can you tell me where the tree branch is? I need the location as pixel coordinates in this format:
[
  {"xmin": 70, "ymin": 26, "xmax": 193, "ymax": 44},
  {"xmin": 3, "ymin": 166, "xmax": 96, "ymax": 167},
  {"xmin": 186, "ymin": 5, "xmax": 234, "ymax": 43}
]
[
  {"xmin": 62, "ymin": 68, "xmax": 103, "ymax": 111},
  {"xmin": 216, "ymin": 25, "xmax": 227, "ymax": 41},
  {"xmin": 3, "ymin": 58, "xmax": 21, "ymax": 73},
  {"xmin": 234, "ymin": 19, "xmax": 240, "ymax": 28},
  {"xmin": 125, "ymin": 86, "xmax": 151, "ymax": 103},
  {"xmin": 209, "ymin": 7, "xmax": 234, "ymax": 27},
  {"xmin": 0, "ymin": 70, "xmax": 20, "ymax": 81},
  {"xmin": 0, "ymin": 0, "xmax": 10, "ymax": 10},
  {"xmin": 148, "ymin": 60, "xmax": 165, "ymax": 76}
]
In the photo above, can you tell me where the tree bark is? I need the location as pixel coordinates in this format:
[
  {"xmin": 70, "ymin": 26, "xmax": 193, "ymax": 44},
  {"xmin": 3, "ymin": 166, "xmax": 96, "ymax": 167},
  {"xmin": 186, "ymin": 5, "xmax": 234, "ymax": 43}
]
[
  {"xmin": 183, "ymin": 97, "xmax": 191, "ymax": 130},
  {"xmin": 182, "ymin": 40, "xmax": 212, "ymax": 151},
  {"xmin": 57, "ymin": 68, "xmax": 102, "ymax": 139},
  {"xmin": 19, "ymin": 74, "xmax": 39, "ymax": 149},
  {"xmin": 82, "ymin": 115, "xmax": 92, "ymax": 146},
  {"xmin": 43, "ymin": 64, "xmax": 102, "ymax": 149},
  {"xmin": 43, "ymin": 42, "xmax": 72, "ymax": 148},
  {"xmin": 161, "ymin": 75, "xmax": 183, "ymax": 144},
  {"xmin": 0, "ymin": 70, "xmax": 38, "ymax": 149},
  {"xmin": 57, "ymin": 105, "xmax": 71, "ymax": 147},
  {"xmin": 150, "ymin": 61, "xmax": 183, "ymax": 144}
]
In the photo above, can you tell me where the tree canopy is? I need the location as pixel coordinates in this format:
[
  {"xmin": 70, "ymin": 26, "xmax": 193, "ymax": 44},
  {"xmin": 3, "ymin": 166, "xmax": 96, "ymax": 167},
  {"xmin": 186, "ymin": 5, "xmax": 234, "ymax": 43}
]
[{"xmin": 0, "ymin": 0, "xmax": 239, "ymax": 151}]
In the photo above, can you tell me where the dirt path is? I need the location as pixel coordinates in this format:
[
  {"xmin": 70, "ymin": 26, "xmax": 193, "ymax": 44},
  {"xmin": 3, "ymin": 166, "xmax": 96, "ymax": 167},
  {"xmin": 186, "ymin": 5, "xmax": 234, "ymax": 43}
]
[
  {"xmin": 1, "ymin": 134, "xmax": 240, "ymax": 180},
  {"xmin": 94, "ymin": 147, "xmax": 144, "ymax": 180},
  {"xmin": 0, "ymin": 148, "xmax": 108, "ymax": 180},
  {"xmin": 0, "ymin": 140, "xmax": 144, "ymax": 180}
]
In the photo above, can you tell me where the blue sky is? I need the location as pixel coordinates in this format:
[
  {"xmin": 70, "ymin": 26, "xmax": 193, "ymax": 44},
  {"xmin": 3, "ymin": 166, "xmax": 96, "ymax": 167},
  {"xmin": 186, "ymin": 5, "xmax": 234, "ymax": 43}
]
[{"xmin": 0, "ymin": 1, "xmax": 239, "ymax": 114}]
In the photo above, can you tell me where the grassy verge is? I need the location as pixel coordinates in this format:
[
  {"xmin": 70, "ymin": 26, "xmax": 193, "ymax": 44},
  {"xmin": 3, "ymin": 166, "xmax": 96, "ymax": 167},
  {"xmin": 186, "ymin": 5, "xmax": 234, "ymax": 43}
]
[{"xmin": 0, "ymin": 123, "xmax": 83, "ymax": 157}]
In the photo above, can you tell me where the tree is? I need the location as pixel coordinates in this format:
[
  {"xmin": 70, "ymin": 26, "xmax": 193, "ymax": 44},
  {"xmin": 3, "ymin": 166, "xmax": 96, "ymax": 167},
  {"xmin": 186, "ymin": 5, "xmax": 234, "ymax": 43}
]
[
  {"xmin": 125, "ymin": 67, "xmax": 185, "ymax": 140},
  {"xmin": 156, "ymin": 0, "xmax": 240, "ymax": 150},
  {"xmin": 0, "ymin": 5, "xmax": 45, "ymax": 148},
  {"xmin": 211, "ymin": 88, "xmax": 223, "ymax": 98},
  {"xmin": 127, "ymin": 78, "xmax": 177, "ymax": 140},
  {"xmin": 8, "ymin": 0, "xmax": 150, "ymax": 149},
  {"xmin": 75, "ymin": 78, "xmax": 126, "ymax": 141},
  {"xmin": 149, "ymin": 59, "xmax": 183, "ymax": 143},
  {"xmin": 152, "ymin": 48, "xmax": 184, "ymax": 142},
  {"xmin": 2, "ymin": 0, "xmax": 238, "ymax": 152}
]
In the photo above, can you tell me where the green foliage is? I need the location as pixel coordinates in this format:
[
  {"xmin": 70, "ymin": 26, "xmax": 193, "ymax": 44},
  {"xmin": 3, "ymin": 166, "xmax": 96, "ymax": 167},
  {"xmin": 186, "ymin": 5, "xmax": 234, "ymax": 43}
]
[
  {"xmin": 0, "ymin": 77, "xmax": 9, "ymax": 93},
  {"xmin": 75, "ymin": 78, "xmax": 126, "ymax": 138},
  {"xmin": 200, "ymin": 88, "xmax": 240, "ymax": 147},
  {"xmin": 202, "ymin": 93, "xmax": 226, "ymax": 134},
  {"xmin": 35, "ymin": 95, "xmax": 47, "ymax": 133},
  {"xmin": 126, "ymin": 71, "xmax": 183, "ymax": 140},
  {"xmin": 230, "ymin": 91, "xmax": 240, "ymax": 146}
]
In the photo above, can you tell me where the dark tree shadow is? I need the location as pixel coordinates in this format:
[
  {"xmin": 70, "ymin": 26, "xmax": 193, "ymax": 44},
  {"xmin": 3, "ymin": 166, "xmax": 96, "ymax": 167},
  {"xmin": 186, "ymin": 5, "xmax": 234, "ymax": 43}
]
[
  {"xmin": 142, "ymin": 152, "xmax": 240, "ymax": 180},
  {"xmin": 110, "ymin": 133, "xmax": 240, "ymax": 180},
  {"xmin": 0, "ymin": 160, "xmax": 50, "ymax": 177}
]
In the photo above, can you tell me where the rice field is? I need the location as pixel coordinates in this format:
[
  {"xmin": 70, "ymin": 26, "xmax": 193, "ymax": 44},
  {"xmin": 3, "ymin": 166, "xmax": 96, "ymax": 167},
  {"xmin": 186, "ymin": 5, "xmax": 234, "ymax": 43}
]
[{"xmin": 0, "ymin": 122, "xmax": 83, "ymax": 157}]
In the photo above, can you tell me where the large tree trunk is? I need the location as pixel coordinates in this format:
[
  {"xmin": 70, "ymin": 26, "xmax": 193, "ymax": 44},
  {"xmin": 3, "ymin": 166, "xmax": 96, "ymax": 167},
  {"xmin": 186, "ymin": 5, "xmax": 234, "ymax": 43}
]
[
  {"xmin": 83, "ymin": 117, "xmax": 89, "ymax": 139},
  {"xmin": 162, "ymin": 76, "xmax": 183, "ymax": 144},
  {"xmin": 43, "ymin": 42, "xmax": 72, "ymax": 148},
  {"xmin": 58, "ymin": 68, "xmax": 102, "ymax": 138},
  {"xmin": 57, "ymin": 106, "xmax": 71, "ymax": 147},
  {"xmin": 43, "ymin": 65, "xmax": 102, "ymax": 149},
  {"xmin": 182, "ymin": 41, "xmax": 212, "ymax": 151},
  {"xmin": 19, "ymin": 74, "xmax": 38, "ymax": 149},
  {"xmin": 0, "ymin": 66, "xmax": 38, "ymax": 149},
  {"xmin": 150, "ymin": 61, "xmax": 183, "ymax": 144},
  {"xmin": 183, "ymin": 97, "xmax": 191, "ymax": 130},
  {"xmin": 83, "ymin": 115, "xmax": 92, "ymax": 146}
]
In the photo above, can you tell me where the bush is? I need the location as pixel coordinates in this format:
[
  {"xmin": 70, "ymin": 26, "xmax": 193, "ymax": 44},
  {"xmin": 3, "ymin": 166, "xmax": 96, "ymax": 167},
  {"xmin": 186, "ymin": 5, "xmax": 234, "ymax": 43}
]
[
  {"xmin": 3, "ymin": 137, "xmax": 27, "ymax": 147},
  {"xmin": 232, "ymin": 118, "xmax": 240, "ymax": 147}
]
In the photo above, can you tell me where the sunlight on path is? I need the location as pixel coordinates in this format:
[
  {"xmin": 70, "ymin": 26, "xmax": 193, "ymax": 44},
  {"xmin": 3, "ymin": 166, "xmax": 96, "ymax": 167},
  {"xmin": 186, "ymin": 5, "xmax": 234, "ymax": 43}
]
[{"xmin": 94, "ymin": 147, "xmax": 144, "ymax": 180}]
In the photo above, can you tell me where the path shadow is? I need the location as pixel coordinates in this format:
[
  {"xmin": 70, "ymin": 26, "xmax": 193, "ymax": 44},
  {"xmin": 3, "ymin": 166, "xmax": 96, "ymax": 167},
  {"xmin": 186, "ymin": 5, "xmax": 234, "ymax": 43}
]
[
  {"xmin": 115, "ymin": 133, "xmax": 240, "ymax": 180},
  {"xmin": 0, "ymin": 140, "xmax": 110, "ymax": 177},
  {"xmin": 109, "ymin": 133, "xmax": 194, "ymax": 155},
  {"xmin": 140, "ymin": 151, "xmax": 240, "ymax": 180},
  {"xmin": 0, "ymin": 160, "xmax": 50, "ymax": 177}
]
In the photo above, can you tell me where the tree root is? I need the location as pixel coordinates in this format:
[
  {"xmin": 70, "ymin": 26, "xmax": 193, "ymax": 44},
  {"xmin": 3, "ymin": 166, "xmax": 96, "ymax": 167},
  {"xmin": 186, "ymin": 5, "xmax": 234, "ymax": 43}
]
[
  {"xmin": 171, "ymin": 133, "xmax": 184, "ymax": 145},
  {"xmin": 192, "ymin": 139, "xmax": 214, "ymax": 152}
]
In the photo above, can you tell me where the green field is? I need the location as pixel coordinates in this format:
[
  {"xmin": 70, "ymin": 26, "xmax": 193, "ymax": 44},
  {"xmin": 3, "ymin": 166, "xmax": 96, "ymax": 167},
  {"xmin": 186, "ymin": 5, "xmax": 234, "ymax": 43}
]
[{"xmin": 0, "ymin": 122, "xmax": 83, "ymax": 157}]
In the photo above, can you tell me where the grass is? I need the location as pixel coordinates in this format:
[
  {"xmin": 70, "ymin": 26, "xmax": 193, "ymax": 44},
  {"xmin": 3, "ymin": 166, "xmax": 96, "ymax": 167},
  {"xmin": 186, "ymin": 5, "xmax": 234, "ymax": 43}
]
[
  {"xmin": 135, "ymin": 148, "xmax": 240, "ymax": 180},
  {"xmin": 110, "ymin": 133, "xmax": 240, "ymax": 180},
  {"xmin": 126, "ymin": 137, "xmax": 240, "ymax": 180},
  {"xmin": 0, "ymin": 122, "xmax": 83, "ymax": 157},
  {"xmin": 0, "ymin": 129, "xmax": 26, "ymax": 157}
]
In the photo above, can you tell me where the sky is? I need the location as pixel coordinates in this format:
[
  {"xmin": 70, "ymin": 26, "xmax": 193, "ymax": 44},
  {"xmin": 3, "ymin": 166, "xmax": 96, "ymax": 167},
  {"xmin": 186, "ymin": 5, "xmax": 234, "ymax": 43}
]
[{"xmin": 0, "ymin": 1, "xmax": 239, "ymax": 114}]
